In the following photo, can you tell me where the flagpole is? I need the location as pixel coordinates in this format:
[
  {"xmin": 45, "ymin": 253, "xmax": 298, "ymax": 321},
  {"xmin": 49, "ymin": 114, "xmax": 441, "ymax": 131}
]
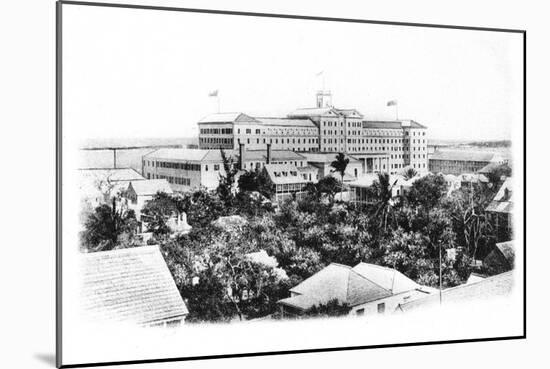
[{"xmin": 396, "ymin": 104, "xmax": 399, "ymax": 121}]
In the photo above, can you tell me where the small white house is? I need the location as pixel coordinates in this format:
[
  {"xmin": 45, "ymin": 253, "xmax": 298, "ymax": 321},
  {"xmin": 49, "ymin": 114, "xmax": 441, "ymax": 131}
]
[
  {"xmin": 277, "ymin": 262, "xmax": 435, "ymax": 318},
  {"xmin": 125, "ymin": 179, "xmax": 173, "ymax": 220}
]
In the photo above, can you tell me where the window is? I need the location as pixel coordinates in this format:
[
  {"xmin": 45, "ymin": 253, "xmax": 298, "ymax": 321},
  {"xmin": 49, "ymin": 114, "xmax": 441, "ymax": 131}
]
[
  {"xmin": 377, "ymin": 303, "xmax": 385, "ymax": 314},
  {"xmin": 356, "ymin": 308, "xmax": 365, "ymax": 316},
  {"xmin": 214, "ymin": 164, "xmax": 220, "ymax": 171}
]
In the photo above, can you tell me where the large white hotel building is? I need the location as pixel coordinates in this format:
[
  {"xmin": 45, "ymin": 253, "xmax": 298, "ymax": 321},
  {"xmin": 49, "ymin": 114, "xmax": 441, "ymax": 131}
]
[
  {"xmin": 198, "ymin": 92, "xmax": 428, "ymax": 174},
  {"xmin": 142, "ymin": 92, "xmax": 428, "ymax": 193}
]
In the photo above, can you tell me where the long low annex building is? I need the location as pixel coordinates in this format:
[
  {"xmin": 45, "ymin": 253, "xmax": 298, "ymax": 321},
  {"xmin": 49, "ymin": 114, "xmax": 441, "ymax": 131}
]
[
  {"xmin": 428, "ymin": 150, "xmax": 507, "ymax": 175},
  {"xmin": 142, "ymin": 145, "xmax": 313, "ymax": 192}
]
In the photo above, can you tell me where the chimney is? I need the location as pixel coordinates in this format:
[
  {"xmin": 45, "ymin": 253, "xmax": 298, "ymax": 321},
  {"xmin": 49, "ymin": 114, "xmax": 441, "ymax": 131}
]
[
  {"xmin": 239, "ymin": 142, "xmax": 245, "ymax": 170},
  {"xmin": 266, "ymin": 143, "xmax": 272, "ymax": 165}
]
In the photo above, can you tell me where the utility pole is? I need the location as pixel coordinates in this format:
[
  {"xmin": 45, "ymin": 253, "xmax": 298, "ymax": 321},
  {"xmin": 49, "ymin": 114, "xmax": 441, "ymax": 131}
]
[{"xmin": 439, "ymin": 243, "xmax": 443, "ymax": 305}]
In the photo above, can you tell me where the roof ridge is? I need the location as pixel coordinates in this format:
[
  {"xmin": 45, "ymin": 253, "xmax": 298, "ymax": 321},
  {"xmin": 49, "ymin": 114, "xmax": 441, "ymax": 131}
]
[
  {"xmin": 328, "ymin": 262, "xmax": 352, "ymax": 269},
  {"xmin": 82, "ymin": 245, "xmax": 159, "ymax": 257},
  {"xmin": 441, "ymin": 271, "xmax": 514, "ymax": 292},
  {"xmin": 349, "ymin": 268, "xmax": 393, "ymax": 294}
]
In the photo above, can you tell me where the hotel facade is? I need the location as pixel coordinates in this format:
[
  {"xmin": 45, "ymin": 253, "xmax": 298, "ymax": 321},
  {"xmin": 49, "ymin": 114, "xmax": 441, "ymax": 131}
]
[
  {"xmin": 198, "ymin": 92, "xmax": 428, "ymax": 176},
  {"xmin": 142, "ymin": 92, "xmax": 428, "ymax": 193}
]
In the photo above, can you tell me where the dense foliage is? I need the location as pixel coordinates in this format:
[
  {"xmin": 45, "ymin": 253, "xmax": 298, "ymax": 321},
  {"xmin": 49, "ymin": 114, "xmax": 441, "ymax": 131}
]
[{"xmin": 80, "ymin": 156, "xmax": 506, "ymax": 321}]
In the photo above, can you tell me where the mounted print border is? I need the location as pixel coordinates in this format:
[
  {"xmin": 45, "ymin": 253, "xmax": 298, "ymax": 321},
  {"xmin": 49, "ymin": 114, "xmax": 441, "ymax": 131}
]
[{"xmin": 56, "ymin": 1, "xmax": 526, "ymax": 367}]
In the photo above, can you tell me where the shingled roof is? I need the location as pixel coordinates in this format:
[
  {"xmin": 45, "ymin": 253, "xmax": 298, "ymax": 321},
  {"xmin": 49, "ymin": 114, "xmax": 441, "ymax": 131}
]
[
  {"xmin": 486, "ymin": 177, "xmax": 513, "ymax": 214},
  {"xmin": 128, "ymin": 179, "xmax": 173, "ymax": 196},
  {"xmin": 264, "ymin": 163, "xmax": 308, "ymax": 185},
  {"xmin": 78, "ymin": 168, "xmax": 145, "ymax": 182},
  {"xmin": 278, "ymin": 263, "xmax": 392, "ymax": 311},
  {"xmin": 352, "ymin": 263, "xmax": 422, "ymax": 294},
  {"xmin": 397, "ymin": 271, "xmax": 514, "ymax": 313},
  {"xmin": 496, "ymin": 241, "xmax": 515, "ymax": 266},
  {"xmin": 80, "ymin": 246, "xmax": 189, "ymax": 325}
]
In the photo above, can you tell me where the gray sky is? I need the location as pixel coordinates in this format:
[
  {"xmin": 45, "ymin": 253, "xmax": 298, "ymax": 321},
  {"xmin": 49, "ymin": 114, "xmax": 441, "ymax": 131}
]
[{"xmin": 63, "ymin": 5, "xmax": 523, "ymax": 141}]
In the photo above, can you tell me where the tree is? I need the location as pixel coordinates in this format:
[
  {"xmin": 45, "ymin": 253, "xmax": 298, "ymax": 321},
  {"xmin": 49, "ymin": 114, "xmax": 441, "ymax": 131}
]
[
  {"xmin": 80, "ymin": 198, "xmax": 138, "ymax": 252},
  {"xmin": 315, "ymin": 176, "xmax": 340, "ymax": 202},
  {"xmin": 372, "ymin": 172, "xmax": 399, "ymax": 232},
  {"xmin": 381, "ymin": 227, "xmax": 464, "ymax": 288},
  {"xmin": 217, "ymin": 148, "xmax": 238, "ymax": 206},
  {"xmin": 180, "ymin": 267, "xmax": 235, "ymax": 323},
  {"xmin": 406, "ymin": 173, "xmax": 447, "ymax": 211},
  {"xmin": 238, "ymin": 170, "xmax": 259, "ymax": 193},
  {"xmin": 330, "ymin": 152, "xmax": 349, "ymax": 200},
  {"xmin": 444, "ymin": 186, "xmax": 494, "ymax": 259},
  {"xmin": 402, "ymin": 166, "xmax": 418, "ymax": 180},
  {"xmin": 179, "ymin": 190, "xmax": 227, "ymax": 229},
  {"xmin": 140, "ymin": 191, "xmax": 182, "ymax": 235}
]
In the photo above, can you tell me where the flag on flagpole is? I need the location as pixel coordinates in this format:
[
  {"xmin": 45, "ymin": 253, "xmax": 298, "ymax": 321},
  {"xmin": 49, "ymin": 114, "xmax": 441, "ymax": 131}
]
[
  {"xmin": 387, "ymin": 100, "xmax": 398, "ymax": 107},
  {"xmin": 208, "ymin": 90, "xmax": 218, "ymax": 97}
]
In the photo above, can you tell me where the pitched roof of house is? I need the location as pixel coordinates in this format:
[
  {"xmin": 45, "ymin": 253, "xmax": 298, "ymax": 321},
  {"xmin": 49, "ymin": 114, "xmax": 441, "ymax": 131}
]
[
  {"xmin": 495, "ymin": 241, "xmax": 515, "ymax": 265},
  {"xmin": 78, "ymin": 169, "xmax": 144, "ymax": 202},
  {"xmin": 78, "ymin": 168, "xmax": 145, "ymax": 182},
  {"xmin": 278, "ymin": 263, "xmax": 392, "ymax": 311},
  {"xmin": 478, "ymin": 162, "xmax": 510, "ymax": 174},
  {"xmin": 129, "ymin": 179, "xmax": 173, "ymax": 196},
  {"xmin": 486, "ymin": 177, "xmax": 513, "ymax": 213},
  {"xmin": 430, "ymin": 150, "xmax": 499, "ymax": 162},
  {"xmin": 397, "ymin": 271, "xmax": 514, "ymax": 313},
  {"xmin": 80, "ymin": 246, "xmax": 189, "ymax": 324},
  {"xmin": 352, "ymin": 263, "xmax": 421, "ymax": 294},
  {"xmin": 297, "ymin": 164, "xmax": 319, "ymax": 173},
  {"xmin": 264, "ymin": 163, "xmax": 308, "ymax": 185},
  {"xmin": 485, "ymin": 201, "xmax": 513, "ymax": 213},
  {"xmin": 492, "ymin": 177, "xmax": 513, "ymax": 202},
  {"xmin": 466, "ymin": 273, "xmax": 487, "ymax": 284}
]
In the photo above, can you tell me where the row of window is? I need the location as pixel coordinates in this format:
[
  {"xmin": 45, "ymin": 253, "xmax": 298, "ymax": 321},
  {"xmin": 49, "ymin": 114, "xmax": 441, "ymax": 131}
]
[
  {"xmin": 144, "ymin": 160, "xmax": 201, "ymax": 171},
  {"xmin": 204, "ymin": 164, "xmax": 220, "ymax": 171},
  {"xmin": 273, "ymin": 170, "xmax": 298, "ymax": 178},
  {"xmin": 275, "ymin": 183, "xmax": 307, "ymax": 193},
  {"xmin": 146, "ymin": 173, "xmax": 191, "ymax": 186},
  {"xmin": 200, "ymin": 137, "xmax": 233, "ymax": 145},
  {"xmin": 200, "ymin": 128, "xmax": 233, "ymax": 134},
  {"xmin": 236, "ymin": 128, "xmax": 317, "ymax": 135},
  {"xmin": 259, "ymin": 138, "xmax": 318, "ymax": 145}
]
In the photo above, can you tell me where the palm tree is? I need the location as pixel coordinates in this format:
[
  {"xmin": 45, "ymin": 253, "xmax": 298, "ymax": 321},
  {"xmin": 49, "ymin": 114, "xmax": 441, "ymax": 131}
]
[
  {"xmin": 372, "ymin": 172, "xmax": 398, "ymax": 232},
  {"xmin": 330, "ymin": 152, "xmax": 349, "ymax": 201},
  {"xmin": 402, "ymin": 166, "xmax": 418, "ymax": 180}
]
